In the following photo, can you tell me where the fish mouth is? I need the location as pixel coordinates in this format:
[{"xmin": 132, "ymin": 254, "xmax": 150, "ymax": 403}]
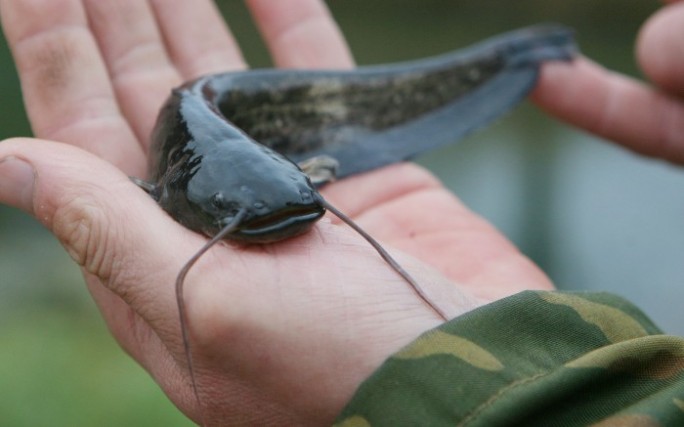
[{"xmin": 234, "ymin": 206, "xmax": 325, "ymax": 243}]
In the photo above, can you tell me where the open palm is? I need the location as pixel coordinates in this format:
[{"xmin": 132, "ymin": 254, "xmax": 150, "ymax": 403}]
[{"xmin": 0, "ymin": 0, "xmax": 558, "ymax": 425}]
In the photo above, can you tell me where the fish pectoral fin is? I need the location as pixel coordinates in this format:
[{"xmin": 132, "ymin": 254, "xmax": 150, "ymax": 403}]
[
  {"xmin": 298, "ymin": 155, "xmax": 339, "ymax": 186},
  {"xmin": 129, "ymin": 176, "xmax": 159, "ymax": 198}
]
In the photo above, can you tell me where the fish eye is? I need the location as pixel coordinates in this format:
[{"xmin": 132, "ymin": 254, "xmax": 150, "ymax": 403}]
[
  {"xmin": 211, "ymin": 192, "xmax": 225, "ymax": 209},
  {"xmin": 209, "ymin": 192, "xmax": 241, "ymax": 217}
]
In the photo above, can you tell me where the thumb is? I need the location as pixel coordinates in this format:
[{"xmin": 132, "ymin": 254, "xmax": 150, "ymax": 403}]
[
  {"xmin": 636, "ymin": 1, "xmax": 684, "ymax": 96},
  {"xmin": 0, "ymin": 137, "xmax": 196, "ymax": 346}
]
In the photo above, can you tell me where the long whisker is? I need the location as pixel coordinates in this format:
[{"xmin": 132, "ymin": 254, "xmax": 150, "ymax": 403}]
[
  {"xmin": 319, "ymin": 198, "xmax": 448, "ymax": 321},
  {"xmin": 175, "ymin": 208, "xmax": 248, "ymax": 422}
]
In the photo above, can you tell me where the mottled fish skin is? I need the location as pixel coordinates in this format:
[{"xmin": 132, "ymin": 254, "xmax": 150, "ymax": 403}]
[
  {"xmin": 204, "ymin": 24, "xmax": 576, "ymax": 178},
  {"xmin": 146, "ymin": 24, "xmax": 576, "ymax": 242}
]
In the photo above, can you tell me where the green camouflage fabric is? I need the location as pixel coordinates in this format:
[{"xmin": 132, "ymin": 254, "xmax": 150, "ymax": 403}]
[{"xmin": 334, "ymin": 291, "xmax": 684, "ymax": 427}]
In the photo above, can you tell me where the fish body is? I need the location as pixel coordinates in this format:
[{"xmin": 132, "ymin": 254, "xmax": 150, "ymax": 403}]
[{"xmin": 145, "ymin": 24, "xmax": 576, "ymax": 242}]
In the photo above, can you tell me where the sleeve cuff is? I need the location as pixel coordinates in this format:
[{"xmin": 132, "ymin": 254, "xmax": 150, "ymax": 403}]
[{"xmin": 335, "ymin": 290, "xmax": 684, "ymax": 426}]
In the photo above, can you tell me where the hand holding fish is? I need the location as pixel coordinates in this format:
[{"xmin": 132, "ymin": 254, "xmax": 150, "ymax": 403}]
[
  {"xmin": 1, "ymin": 0, "xmax": 680, "ymax": 425},
  {"xmin": 0, "ymin": 1, "xmax": 554, "ymax": 423}
]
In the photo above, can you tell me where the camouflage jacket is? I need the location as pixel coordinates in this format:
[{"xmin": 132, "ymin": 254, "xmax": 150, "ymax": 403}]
[{"xmin": 335, "ymin": 291, "xmax": 684, "ymax": 426}]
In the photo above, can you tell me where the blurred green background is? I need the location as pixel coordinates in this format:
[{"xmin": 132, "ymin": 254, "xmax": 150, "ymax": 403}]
[{"xmin": 1, "ymin": 1, "xmax": 682, "ymax": 425}]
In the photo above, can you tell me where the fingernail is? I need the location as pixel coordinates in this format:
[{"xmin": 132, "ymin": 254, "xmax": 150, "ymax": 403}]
[{"xmin": 0, "ymin": 156, "xmax": 35, "ymax": 213}]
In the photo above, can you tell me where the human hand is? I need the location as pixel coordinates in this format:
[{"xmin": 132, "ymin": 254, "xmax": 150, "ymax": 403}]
[
  {"xmin": 0, "ymin": 0, "xmax": 552, "ymax": 425},
  {"xmin": 533, "ymin": 0, "xmax": 684, "ymax": 164}
]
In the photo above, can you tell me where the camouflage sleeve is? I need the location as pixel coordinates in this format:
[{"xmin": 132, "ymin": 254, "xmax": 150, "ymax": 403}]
[{"xmin": 334, "ymin": 291, "xmax": 684, "ymax": 427}]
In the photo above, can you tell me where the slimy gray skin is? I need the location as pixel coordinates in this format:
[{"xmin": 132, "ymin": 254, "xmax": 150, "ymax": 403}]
[
  {"xmin": 205, "ymin": 24, "xmax": 575, "ymax": 178},
  {"xmin": 135, "ymin": 24, "xmax": 576, "ymax": 417},
  {"xmin": 143, "ymin": 24, "xmax": 575, "ymax": 244}
]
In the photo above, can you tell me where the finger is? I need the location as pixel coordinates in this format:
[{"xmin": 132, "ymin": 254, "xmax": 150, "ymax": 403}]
[
  {"xmin": 637, "ymin": 1, "xmax": 684, "ymax": 97},
  {"xmin": 247, "ymin": 0, "xmax": 354, "ymax": 69},
  {"xmin": 0, "ymin": 136, "xmax": 232, "ymax": 418},
  {"xmin": 149, "ymin": 0, "xmax": 247, "ymax": 77},
  {"xmin": 532, "ymin": 57, "xmax": 684, "ymax": 164},
  {"xmin": 82, "ymin": 0, "xmax": 181, "ymax": 150},
  {"xmin": 0, "ymin": 0, "xmax": 144, "ymax": 175}
]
